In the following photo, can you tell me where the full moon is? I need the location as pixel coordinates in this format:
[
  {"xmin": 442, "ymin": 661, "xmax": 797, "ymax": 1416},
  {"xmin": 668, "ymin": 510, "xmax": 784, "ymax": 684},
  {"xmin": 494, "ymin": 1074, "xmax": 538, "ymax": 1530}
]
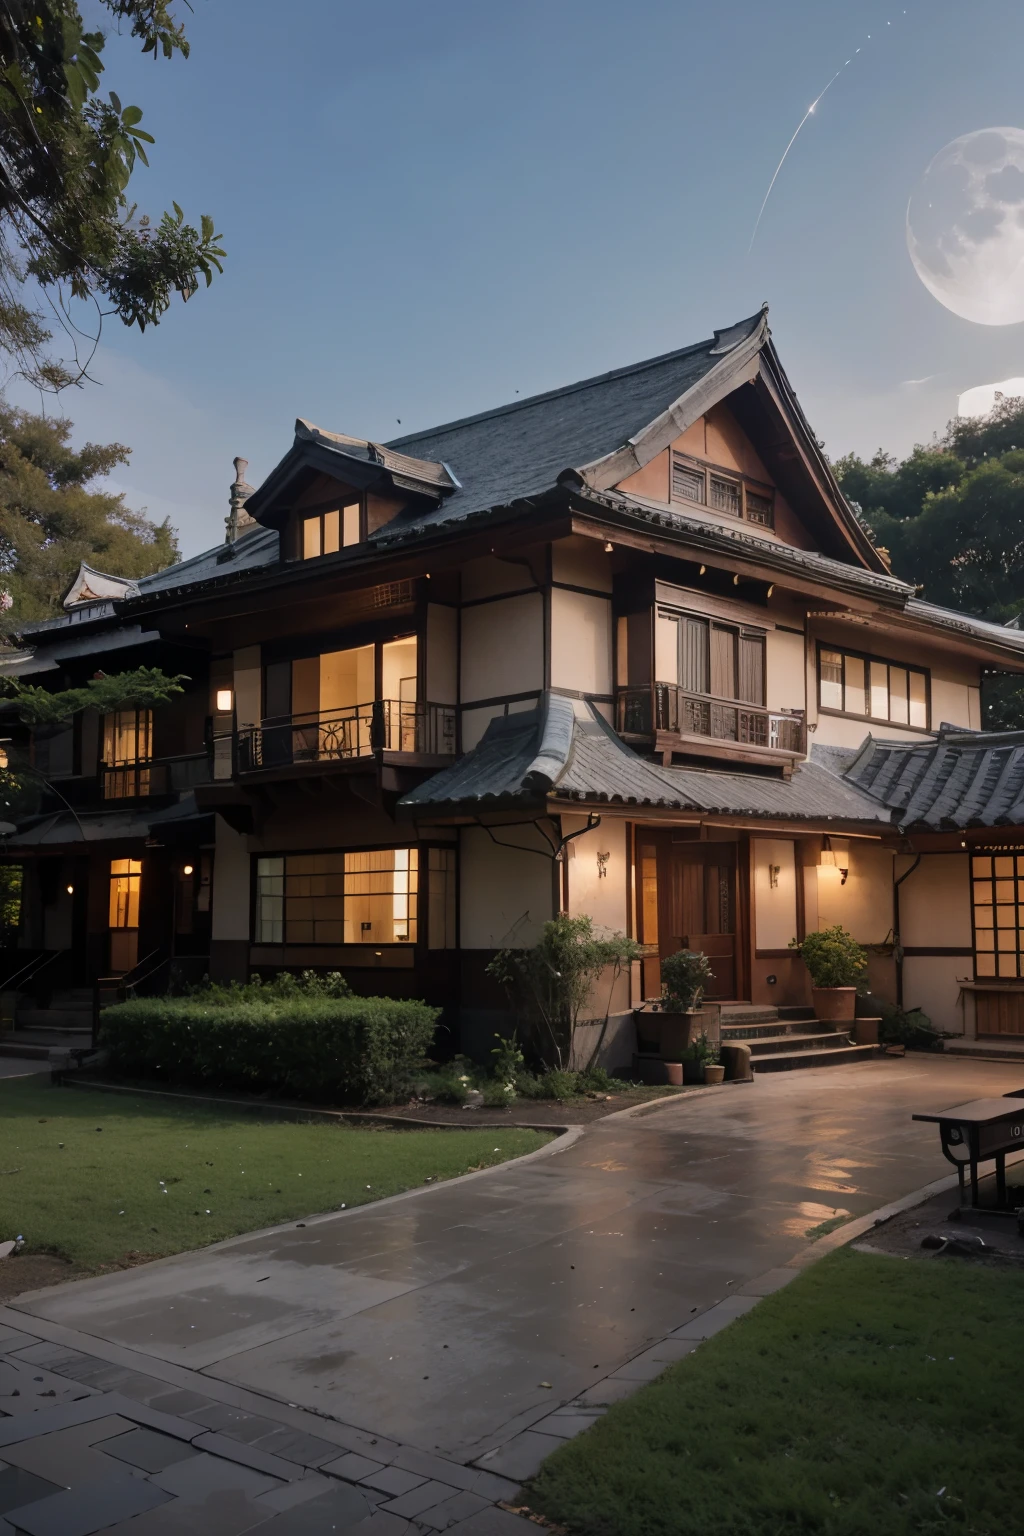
[{"xmin": 907, "ymin": 127, "xmax": 1024, "ymax": 326}]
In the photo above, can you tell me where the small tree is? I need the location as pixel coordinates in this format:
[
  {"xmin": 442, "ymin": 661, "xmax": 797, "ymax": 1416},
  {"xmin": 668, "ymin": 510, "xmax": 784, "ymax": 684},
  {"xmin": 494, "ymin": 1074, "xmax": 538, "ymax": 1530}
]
[
  {"xmin": 487, "ymin": 914, "xmax": 643, "ymax": 1071},
  {"xmin": 1, "ymin": 665, "xmax": 187, "ymax": 724}
]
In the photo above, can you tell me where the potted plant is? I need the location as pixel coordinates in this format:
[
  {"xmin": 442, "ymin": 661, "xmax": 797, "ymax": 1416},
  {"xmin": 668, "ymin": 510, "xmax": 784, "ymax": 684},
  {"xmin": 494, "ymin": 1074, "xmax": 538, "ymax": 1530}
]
[
  {"xmin": 680, "ymin": 1028, "xmax": 717, "ymax": 1084},
  {"xmin": 654, "ymin": 949, "xmax": 713, "ymax": 1057},
  {"xmin": 789, "ymin": 925, "xmax": 867, "ymax": 1024}
]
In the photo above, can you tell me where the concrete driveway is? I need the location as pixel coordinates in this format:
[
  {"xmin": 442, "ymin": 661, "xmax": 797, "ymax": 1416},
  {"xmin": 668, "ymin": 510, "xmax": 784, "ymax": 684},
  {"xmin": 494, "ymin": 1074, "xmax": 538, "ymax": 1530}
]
[{"xmin": 12, "ymin": 1055, "xmax": 1024, "ymax": 1466}]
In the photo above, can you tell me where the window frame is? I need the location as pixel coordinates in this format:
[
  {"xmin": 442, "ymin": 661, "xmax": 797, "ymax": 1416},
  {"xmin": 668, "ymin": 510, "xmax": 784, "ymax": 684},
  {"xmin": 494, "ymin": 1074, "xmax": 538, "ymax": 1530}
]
[
  {"xmin": 655, "ymin": 605, "xmax": 767, "ymax": 707},
  {"xmin": 815, "ymin": 642, "xmax": 930, "ymax": 731},
  {"xmin": 296, "ymin": 496, "xmax": 364, "ymax": 561},
  {"xmin": 970, "ymin": 850, "xmax": 1024, "ymax": 981},
  {"xmin": 670, "ymin": 452, "xmax": 775, "ymax": 530},
  {"xmin": 251, "ymin": 843, "xmax": 457, "ymax": 950}
]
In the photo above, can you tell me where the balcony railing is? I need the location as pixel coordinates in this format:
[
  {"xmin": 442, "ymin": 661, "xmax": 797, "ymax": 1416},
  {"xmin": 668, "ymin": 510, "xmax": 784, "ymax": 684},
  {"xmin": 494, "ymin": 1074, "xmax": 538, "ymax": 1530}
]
[
  {"xmin": 101, "ymin": 752, "xmax": 212, "ymax": 800},
  {"xmin": 616, "ymin": 684, "xmax": 804, "ymax": 755},
  {"xmin": 228, "ymin": 699, "xmax": 457, "ymax": 776}
]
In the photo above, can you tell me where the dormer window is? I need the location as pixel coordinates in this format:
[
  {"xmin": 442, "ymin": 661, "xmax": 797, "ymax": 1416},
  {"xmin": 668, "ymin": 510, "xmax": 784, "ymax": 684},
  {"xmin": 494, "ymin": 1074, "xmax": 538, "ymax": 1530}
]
[
  {"xmin": 301, "ymin": 501, "xmax": 361, "ymax": 559},
  {"xmin": 671, "ymin": 452, "xmax": 775, "ymax": 529}
]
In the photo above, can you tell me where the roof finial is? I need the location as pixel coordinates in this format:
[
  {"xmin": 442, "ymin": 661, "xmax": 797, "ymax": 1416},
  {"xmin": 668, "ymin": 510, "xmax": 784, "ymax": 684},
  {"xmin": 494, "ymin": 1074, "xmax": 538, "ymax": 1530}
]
[{"xmin": 225, "ymin": 456, "xmax": 257, "ymax": 544}]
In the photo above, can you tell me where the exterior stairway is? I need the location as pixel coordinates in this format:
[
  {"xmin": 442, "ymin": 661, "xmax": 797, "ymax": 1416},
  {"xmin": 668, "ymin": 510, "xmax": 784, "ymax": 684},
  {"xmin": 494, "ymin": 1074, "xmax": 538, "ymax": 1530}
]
[
  {"xmin": 0, "ymin": 987, "xmax": 94, "ymax": 1060},
  {"xmin": 719, "ymin": 1003, "xmax": 875, "ymax": 1073}
]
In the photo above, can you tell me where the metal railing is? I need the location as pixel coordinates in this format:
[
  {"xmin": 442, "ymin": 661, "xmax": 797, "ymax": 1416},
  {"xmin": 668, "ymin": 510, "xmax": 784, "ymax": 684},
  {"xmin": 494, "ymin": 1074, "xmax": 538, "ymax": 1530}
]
[
  {"xmin": 616, "ymin": 684, "xmax": 805, "ymax": 755},
  {"xmin": 228, "ymin": 700, "xmax": 457, "ymax": 776},
  {"xmin": 100, "ymin": 751, "xmax": 211, "ymax": 800}
]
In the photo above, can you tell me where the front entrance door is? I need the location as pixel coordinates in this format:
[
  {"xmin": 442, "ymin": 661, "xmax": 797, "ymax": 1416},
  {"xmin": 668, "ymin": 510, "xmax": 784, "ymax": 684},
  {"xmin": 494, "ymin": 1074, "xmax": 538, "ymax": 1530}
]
[{"xmin": 636, "ymin": 834, "xmax": 742, "ymax": 1001}]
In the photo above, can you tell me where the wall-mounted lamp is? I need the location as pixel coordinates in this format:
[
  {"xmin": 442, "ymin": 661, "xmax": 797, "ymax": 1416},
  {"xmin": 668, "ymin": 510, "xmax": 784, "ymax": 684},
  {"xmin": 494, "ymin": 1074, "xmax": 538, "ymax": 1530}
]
[
  {"xmin": 699, "ymin": 565, "xmax": 706, "ymax": 575},
  {"xmin": 183, "ymin": 864, "xmax": 194, "ymax": 877},
  {"xmin": 596, "ymin": 851, "xmax": 610, "ymax": 879},
  {"xmin": 768, "ymin": 864, "xmax": 780, "ymax": 889},
  {"xmin": 819, "ymin": 836, "xmax": 850, "ymax": 885},
  {"xmin": 65, "ymin": 884, "xmax": 74, "ymax": 895},
  {"xmin": 733, "ymin": 573, "xmax": 739, "ymax": 586},
  {"xmin": 604, "ymin": 542, "xmax": 614, "ymax": 554},
  {"xmin": 766, "ymin": 584, "xmax": 774, "ymax": 598},
  {"xmin": 215, "ymin": 688, "xmax": 233, "ymax": 713}
]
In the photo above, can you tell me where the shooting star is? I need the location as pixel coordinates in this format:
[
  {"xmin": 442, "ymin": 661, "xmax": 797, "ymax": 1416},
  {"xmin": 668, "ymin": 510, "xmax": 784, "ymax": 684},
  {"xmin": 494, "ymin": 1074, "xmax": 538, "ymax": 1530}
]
[{"xmin": 749, "ymin": 14, "xmax": 907, "ymax": 253}]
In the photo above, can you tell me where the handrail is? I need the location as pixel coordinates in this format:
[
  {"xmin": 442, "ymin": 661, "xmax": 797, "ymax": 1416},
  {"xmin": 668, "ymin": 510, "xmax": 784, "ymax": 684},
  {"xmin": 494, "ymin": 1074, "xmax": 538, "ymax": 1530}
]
[
  {"xmin": 0, "ymin": 947, "xmax": 66, "ymax": 994},
  {"xmin": 616, "ymin": 684, "xmax": 805, "ymax": 754},
  {"xmin": 226, "ymin": 698, "xmax": 457, "ymax": 776}
]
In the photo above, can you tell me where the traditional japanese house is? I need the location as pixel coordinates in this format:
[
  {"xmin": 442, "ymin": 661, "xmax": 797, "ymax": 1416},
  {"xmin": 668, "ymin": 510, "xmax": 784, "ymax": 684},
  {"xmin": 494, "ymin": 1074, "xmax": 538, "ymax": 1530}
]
[{"xmin": 4, "ymin": 307, "xmax": 1024, "ymax": 1062}]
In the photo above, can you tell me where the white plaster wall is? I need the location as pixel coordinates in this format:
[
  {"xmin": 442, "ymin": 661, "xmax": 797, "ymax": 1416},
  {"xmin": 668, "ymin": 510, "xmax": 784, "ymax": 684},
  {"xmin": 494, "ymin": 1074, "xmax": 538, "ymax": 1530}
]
[
  {"xmin": 550, "ymin": 589, "xmax": 613, "ymax": 695},
  {"xmin": 211, "ymin": 818, "xmax": 251, "ymax": 941},
  {"xmin": 765, "ymin": 629, "xmax": 806, "ymax": 714},
  {"xmin": 811, "ymin": 715, "xmax": 924, "ymax": 750},
  {"xmin": 753, "ymin": 838, "xmax": 798, "ymax": 950},
  {"xmin": 460, "ymin": 698, "xmax": 539, "ymax": 751},
  {"xmin": 426, "ymin": 604, "xmax": 457, "ymax": 704},
  {"xmin": 459, "ymin": 826, "xmax": 554, "ymax": 948},
  {"xmin": 551, "ymin": 535, "xmax": 613, "ymax": 592},
  {"xmin": 461, "ymin": 555, "xmax": 537, "ymax": 601},
  {"xmin": 461, "ymin": 593, "xmax": 544, "ymax": 702},
  {"xmin": 897, "ymin": 854, "xmax": 971, "ymax": 947},
  {"xmin": 931, "ymin": 677, "xmax": 981, "ymax": 730},
  {"xmin": 902, "ymin": 956, "xmax": 970, "ymax": 1035},
  {"xmin": 562, "ymin": 815, "xmax": 628, "ymax": 932},
  {"xmin": 814, "ymin": 840, "xmax": 895, "ymax": 942}
]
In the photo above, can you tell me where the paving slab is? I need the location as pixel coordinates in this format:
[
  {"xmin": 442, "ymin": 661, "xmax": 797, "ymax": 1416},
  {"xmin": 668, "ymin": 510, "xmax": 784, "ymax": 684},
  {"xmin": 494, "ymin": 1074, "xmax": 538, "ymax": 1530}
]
[
  {"xmin": 253, "ymin": 1481, "xmax": 375, "ymax": 1532},
  {"xmin": 7, "ymin": 1479, "xmax": 170, "ymax": 1536},
  {"xmin": 95, "ymin": 1426, "xmax": 200, "ymax": 1473},
  {"xmin": 0, "ymin": 1467, "xmax": 63, "ymax": 1516}
]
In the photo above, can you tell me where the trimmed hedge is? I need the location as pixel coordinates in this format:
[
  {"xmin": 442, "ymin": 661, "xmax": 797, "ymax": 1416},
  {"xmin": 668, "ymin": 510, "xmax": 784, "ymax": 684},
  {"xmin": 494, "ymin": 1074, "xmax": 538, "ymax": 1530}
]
[{"xmin": 99, "ymin": 993, "xmax": 441, "ymax": 1106}]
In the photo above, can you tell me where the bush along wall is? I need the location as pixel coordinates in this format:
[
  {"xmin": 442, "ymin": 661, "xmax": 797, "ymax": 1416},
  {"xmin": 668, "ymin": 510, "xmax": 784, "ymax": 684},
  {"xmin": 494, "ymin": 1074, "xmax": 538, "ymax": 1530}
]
[{"xmin": 99, "ymin": 991, "xmax": 441, "ymax": 1106}]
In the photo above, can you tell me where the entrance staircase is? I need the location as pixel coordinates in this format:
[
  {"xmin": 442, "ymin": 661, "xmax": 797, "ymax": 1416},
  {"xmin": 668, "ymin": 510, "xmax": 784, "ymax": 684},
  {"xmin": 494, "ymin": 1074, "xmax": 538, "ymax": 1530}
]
[
  {"xmin": 720, "ymin": 1004, "xmax": 875, "ymax": 1073},
  {"xmin": 0, "ymin": 987, "xmax": 94, "ymax": 1060}
]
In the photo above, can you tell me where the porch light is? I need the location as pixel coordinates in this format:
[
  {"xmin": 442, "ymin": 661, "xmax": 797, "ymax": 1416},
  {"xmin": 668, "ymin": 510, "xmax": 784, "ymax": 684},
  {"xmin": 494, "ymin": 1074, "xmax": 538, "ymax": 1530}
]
[
  {"xmin": 66, "ymin": 884, "xmax": 74, "ymax": 895},
  {"xmin": 767, "ymin": 584, "xmax": 774, "ymax": 598},
  {"xmin": 604, "ymin": 542, "xmax": 614, "ymax": 553},
  {"xmin": 216, "ymin": 688, "xmax": 233, "ymax": 713},
  {"xmin": 183, "ymin": 864, "xmax": 194, "ymax": 876},
  {"xmin": 819, "ymin": 836, "xmax": 850, "ymax": 885},
  {"xmin": 699, "ymin": 565, "xmax": 706, "ymax": 575},
  {"xmin": 733, "ymin": 574, "xmax": 739, "ymax": 585}
]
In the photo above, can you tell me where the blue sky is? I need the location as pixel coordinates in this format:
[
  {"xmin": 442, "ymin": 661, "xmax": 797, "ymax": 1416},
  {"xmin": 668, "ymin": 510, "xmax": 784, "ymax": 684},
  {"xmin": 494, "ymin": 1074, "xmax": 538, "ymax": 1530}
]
[{"xmin": 15, "ymin": 0, "xmax": 1024, "ymax": 555}]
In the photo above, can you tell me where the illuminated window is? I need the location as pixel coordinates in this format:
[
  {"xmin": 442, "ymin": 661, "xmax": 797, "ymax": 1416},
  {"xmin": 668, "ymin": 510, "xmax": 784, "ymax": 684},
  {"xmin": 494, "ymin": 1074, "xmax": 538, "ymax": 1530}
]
[
  {"xmin": 817, "ymin": 646, "xmax": 928, "ymax": 729},
  {"xmin": 971, "ymin": 852, "xmax": 1024, "ymax": 979},
  {"xmin": 109, "ymin": 858, "xmax": 141, "ymax": 929},
  {"xmin": 301, "ymin": 502, "xmax": 362, "ymax": 560},
  {"xmin": 254, "ymin": 849, "xmax": 420, "ymax": 945},
  {"xmin": 102, "ymin": 710, "xmax": 153, "ymax": 798}
]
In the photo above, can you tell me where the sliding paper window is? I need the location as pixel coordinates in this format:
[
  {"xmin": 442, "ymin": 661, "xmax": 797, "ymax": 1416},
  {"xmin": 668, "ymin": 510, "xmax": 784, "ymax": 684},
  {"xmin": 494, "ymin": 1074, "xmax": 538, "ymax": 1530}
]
[
  {"xmin": 255, "ymin": 850, "xmax": 419, "ymax": 945},
  {"xmin": 971, "ymin": 853, "xmax": 1024, "ymax": 978},
  {"xmin": 819, "ymin": 648, "xmax": 927, "ymax": 728}
]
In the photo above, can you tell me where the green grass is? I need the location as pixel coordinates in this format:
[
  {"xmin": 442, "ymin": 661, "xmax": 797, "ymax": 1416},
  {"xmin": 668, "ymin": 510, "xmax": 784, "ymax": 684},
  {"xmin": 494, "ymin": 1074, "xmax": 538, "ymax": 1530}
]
[
  {"xmin": 0, "ymin": 1078, "xmax": 550, "ymax": 1272},
  {"xmin": 528, "ymin": 1248, "xmax": 1024, "ymax": 1536}
]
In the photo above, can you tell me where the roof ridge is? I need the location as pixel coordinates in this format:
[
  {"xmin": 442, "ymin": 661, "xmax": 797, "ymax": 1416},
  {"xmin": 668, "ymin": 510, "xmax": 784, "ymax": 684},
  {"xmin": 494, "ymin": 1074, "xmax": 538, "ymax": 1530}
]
[{"xmin": 384, "ymin": 323, "xmax": 761, "ymax": 451}]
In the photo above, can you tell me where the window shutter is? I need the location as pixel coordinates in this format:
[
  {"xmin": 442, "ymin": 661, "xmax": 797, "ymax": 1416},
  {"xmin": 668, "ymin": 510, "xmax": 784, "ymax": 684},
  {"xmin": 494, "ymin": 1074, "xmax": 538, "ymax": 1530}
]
[
  {"xmin": 738, "ymin": 633, "xmax": 765, "ymax": 705},
  {"xmin": 681, "ymin": 618, "xmax": 710, "ymax": 694},
  {"xmin": 710, "ymin": 625, "xmax": 736, "ymax": 700}
]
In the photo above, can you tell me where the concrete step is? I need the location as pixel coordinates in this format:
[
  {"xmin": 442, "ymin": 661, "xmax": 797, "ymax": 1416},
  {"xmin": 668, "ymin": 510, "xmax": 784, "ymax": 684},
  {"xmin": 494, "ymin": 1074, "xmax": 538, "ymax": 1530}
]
[
  {"xmin": 746, "ymin": 1030, "xmax": 852, "ymax": 1056},
  {"xmin": 9, "ymin": 1025, "xmax": 91, "ymax": 1043},
  {"xmin": 777, "ymin": 1006, "xmax": 816, "ymax": 1021},
  {"xmin": 15, "ymin": 1009, "xmax": 92, "ymax": 1030},
  {"xmin": 719, "ymin": 1005, "xmax": 779, "ymax": 1026},
  {"xmin": 722, "ymin": 1021, "xmax": 797, "ymax": 1041},
  {"xmin": 752, "ymin": 1043, "xmax": 877, "ymax": 1073}
]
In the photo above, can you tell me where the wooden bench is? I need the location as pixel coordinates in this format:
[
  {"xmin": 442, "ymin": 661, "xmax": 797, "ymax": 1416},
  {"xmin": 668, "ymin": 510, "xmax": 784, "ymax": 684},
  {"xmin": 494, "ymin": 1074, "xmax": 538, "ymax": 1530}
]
[{"xmin": 913, "ymin": 1096, "xmax": 1024, "ymax": 1208}]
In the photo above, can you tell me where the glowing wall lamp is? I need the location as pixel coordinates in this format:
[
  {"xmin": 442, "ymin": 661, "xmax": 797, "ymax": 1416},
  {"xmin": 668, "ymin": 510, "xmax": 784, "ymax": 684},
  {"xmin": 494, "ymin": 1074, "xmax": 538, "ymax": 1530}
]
[
  {"xmin": 818, "ymin": 836, "xmax": 850, "ymax": 886},
  {"xmin": 216, "ymin": 688, "xmax": 233, "ymax": 713}
]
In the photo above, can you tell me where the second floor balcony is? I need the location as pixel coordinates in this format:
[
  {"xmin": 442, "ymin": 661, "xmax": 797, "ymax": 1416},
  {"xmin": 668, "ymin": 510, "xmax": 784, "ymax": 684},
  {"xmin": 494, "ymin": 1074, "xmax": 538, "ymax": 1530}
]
[
  {"xmin": 617, "ymin": 683, "xmax": 805, "ymax": 769},
  {"xmin": 221, "ymin": 698, "xmax": 457, "ymax": 779},
  {"xmin": 100, "ymin": 751, "xmax": 212, "ymax": 801}
]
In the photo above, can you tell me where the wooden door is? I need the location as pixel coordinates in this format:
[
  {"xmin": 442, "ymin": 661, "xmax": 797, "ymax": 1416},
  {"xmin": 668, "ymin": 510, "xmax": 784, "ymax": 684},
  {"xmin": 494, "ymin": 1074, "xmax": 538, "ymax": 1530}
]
[{"xmin": 662, "ymin": 841, "xmax": 737, "ymax": 1000}]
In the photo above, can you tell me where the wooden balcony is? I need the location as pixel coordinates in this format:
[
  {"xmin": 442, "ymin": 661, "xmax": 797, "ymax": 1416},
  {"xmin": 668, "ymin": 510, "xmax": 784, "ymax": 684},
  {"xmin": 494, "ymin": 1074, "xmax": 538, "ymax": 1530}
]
[
  {"xmin": 226, "ymin": 699, "xmax": 457, "ymax": 779},
  {"xmin": 100, "ymin": 752, "xmax": 212, "ymax": 801},
  {"xmin": 616, "ymin": 684, "xmax": 805, "ymax": 771}
]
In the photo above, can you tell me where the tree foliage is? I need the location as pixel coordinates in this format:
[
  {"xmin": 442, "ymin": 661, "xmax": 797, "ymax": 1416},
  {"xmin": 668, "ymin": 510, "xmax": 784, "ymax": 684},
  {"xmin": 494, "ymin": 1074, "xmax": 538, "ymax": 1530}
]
[
  {"xmin": 0, "ymin": 0, "xmax": 223, "ymax": 390},
  {"xmin": 0, "ymin": 401, "xmax": 177, "ymax": 631},
  {"xmin": 834, "ymin": 397, "xmax": 1024, "ymax": 727},
  {"xmin": 2, "ymin": 664, "xmax": 187, "ymax": 724}
]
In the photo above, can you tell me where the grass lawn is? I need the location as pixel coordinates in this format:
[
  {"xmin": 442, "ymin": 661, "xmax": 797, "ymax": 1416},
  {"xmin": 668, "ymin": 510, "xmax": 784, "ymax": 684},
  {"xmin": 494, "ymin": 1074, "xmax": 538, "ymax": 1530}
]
[
  {"xmin": 528, "ymin": 1248, "xmax": 1024, "ymax": 1536},
  {"xmin": 0, "ymin": 1077, "xmax": 550, "ymax": 1273}
]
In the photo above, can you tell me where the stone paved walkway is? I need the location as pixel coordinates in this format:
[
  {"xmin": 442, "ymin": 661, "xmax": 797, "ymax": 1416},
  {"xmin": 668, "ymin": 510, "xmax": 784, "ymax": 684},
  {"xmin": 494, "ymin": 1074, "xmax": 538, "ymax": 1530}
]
[{"xmin": 1, "ymin": 1054, "xmax": 1021, "ymax": 1533}]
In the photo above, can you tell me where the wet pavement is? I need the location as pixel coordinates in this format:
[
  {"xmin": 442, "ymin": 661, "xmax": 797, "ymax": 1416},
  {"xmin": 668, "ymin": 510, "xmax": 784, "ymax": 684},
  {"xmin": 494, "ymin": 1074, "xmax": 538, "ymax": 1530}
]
[{"xmin": 2, "ymin": 1054, "xmax": 1022, "ymax": 1531}]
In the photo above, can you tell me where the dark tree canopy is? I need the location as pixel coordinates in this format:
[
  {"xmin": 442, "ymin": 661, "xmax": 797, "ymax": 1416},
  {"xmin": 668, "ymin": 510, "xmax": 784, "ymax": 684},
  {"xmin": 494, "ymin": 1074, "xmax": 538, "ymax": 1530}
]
[
  {"xmin": 0, "ymin": 400, "xmax": 178, "ymax": 631},
  {"xmin": 834, "ymin": 397, "xmax": 1024, "ymax": 728},
  {"xmin": 0, "ymin": 0, "xmax": 223, "ymax": 391}
]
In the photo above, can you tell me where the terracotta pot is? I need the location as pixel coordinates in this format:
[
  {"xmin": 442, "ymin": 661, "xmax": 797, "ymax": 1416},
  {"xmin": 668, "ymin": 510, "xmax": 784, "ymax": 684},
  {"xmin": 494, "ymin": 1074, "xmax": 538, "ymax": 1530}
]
[
  {"xmin": 703, "ymin": 1063, "xmax": 725, "ymax": 1085},
  {"xmin": 664, "ymin": 1061, "xmax": 684, "ymax": 1087},
  {"xmin": 853, "ymin": 1017, "xmax": 881, "ymax": 1046},
  {"xmin": 811, "ymin": 986, "xmax": 857, "ymax": 1024},
  {"xmin": 657, "ymin": 1010, "xmax": 699, "ymax": 1058}
]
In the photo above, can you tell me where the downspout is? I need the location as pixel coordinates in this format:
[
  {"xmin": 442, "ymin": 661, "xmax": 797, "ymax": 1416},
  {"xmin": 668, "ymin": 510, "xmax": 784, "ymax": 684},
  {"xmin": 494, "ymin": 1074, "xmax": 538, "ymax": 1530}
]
[{"xmin": 893, "ymin": 852, "xmax": 921, "ymax": 1008}]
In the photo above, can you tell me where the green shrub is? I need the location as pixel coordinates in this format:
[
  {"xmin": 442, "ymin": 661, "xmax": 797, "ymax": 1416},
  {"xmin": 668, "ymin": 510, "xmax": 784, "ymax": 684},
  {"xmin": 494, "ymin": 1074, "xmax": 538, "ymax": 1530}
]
[
  {"xmin": 99, "ymin": 989, "xmax": 439, "ymax": 1106},
  {"xmin": 659, "ymin": 949, "xmax": 713, "ymax": 1010},
  {"xmin": 481, "ymin": 1079, "xmax": 515, "ymax": 1108},
  {"xmin": 790, "ymin": 925, "xmax": 867, "ymax": 988},
  {"xmin": 422, "ymin": 1069, "xmax": 471, "ymax": 1105}
]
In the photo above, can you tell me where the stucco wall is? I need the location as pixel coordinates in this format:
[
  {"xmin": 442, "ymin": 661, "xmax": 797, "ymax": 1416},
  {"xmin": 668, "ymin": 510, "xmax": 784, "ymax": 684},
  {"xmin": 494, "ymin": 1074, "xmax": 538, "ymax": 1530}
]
[
  {"xmin": 550, "ymin": 588, "xmax": 613, "ymax": 696},
  {"xmin": 233, "ymin": 645, "xmax": 262, "ymax": 729},
  {"xmin": 765, "ymin": 629, "xmax": 806, "ymax": 714},
  {"xmin": 211, "ymin": 819, "xmax": 251, "ymax": 942},
  {"xmin": 461, "ymin": 555, "xmax": 535, "ymax": 601},
  {"xmin": 897, "ymin": 854, "xmax": 971, "ymax": 948},
  {"xmin": 752, "ymin": 837, "xmax": 798, "ymax": 950},
  {"xmin": 460, "ymin": 697, "xmax": 538, "ymax": 751},
  {"xmin": 812, "ymin": 840, "xmax": 895, "ymax": 943},
  {"xmin": 901, "ymin": 956, "xmax": 969, "ymax": 1036},
  {"xmin": 425, "ymin": 603, "xmax": 457, "ymax": 705},
  {"xmin": 459, "ymin": 825, "xmax": 554, "ymax": 949},
  {"xmin": 461, "ymin": 592, "xmax": 544, "ymax": 703},
  {"xmin": 551, "ymin": 535, "xmax": 613, "ymax": 592},
  {"xmin": 562, "ymin": 814, "xmax": 629, "ymax": 932},
  {"xmin": 931, "ymin": 677, "xmax": 982, "ymax": 730}
]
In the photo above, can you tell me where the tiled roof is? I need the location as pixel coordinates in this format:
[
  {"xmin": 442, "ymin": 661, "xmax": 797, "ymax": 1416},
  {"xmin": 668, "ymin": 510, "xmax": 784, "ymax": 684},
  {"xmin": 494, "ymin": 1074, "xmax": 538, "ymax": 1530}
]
[
  {"xmin": 375, "ymin": 314, "xmax": 767, "ymax": 543},
  {"xmin": 401, "ymin": 695, "xmax": 891, "ymax": 826},
  {"xmin": 840, "ymin": 727, "xmax": 1024, "ymax": 830}
]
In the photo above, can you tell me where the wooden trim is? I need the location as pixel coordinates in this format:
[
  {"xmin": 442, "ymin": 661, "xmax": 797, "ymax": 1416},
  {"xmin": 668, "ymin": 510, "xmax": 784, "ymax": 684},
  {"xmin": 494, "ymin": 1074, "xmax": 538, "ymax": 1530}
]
[
  {"xmin": 551, "ymin": 580, "xmax": 613, "ymax": 601},
  {"xmin": 902, "ymin": 947, "xmax": 973, "ymax": 958},
  {"xmin": 670, "ymin": 451, "xmax": 775, "ymax": 533},
  {"xmin": 654, "ymin": 580, "xmax": 773, "ymax": 631},
  {"xmin": 459, "ymin": 586, "xmax": 541, "ymax": 609},
  {"xmin": 738, "ymin": 833, "xmax": 752, "ymax": 1002},
  {"xmin": 755, "ymin": 948, "xmax": 798, "ymax": 959},
  {"xmin": 461, "ymin": 689, "xmax": 542, "ymax": 710},
  {"xmin": 654, "ymin": 728, "xmax": 800, "ymax": 774}
]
